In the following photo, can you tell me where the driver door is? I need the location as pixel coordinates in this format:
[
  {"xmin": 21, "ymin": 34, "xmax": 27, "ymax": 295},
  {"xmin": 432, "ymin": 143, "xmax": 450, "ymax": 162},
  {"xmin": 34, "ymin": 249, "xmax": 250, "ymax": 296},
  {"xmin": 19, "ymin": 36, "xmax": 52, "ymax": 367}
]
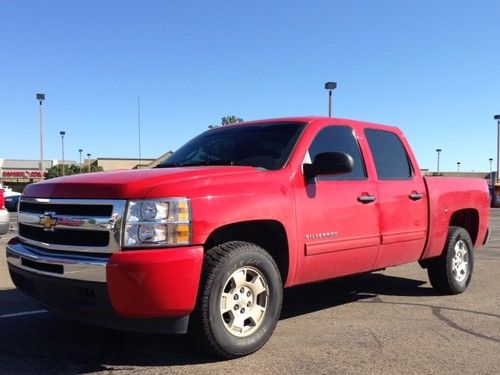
[{"xmin": 293, "ymin": 125, "xmax": 380, "ymax": 284}]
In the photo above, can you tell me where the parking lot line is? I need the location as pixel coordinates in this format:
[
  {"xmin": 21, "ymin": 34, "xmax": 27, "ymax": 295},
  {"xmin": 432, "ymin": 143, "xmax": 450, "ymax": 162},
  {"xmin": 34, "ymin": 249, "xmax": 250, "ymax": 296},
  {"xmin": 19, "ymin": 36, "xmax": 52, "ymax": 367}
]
[{"xmin": 0, "ymin": 310, "xmax": 47, "ymax": 319}]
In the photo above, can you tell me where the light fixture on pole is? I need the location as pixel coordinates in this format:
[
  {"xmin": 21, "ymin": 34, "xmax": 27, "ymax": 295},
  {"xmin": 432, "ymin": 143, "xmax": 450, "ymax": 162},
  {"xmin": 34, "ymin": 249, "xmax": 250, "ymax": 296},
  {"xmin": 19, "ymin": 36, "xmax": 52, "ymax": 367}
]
[
  {"xmin": 79, "ymin": 149, "xmax": 83, "ymax": 172},
  {"xmin": 60, "ymin": 131, "xmax": 66, "ymax": 176},
  {"xmin": 457, "ymin": 161, "xmax": 461, "ymax": 176},
  {"xmin": 36, "ymin": 93, "xmax": 45, "ymax": 179},
  {"xmin": 495, "ymin": 115, "xmax": 500, "ymax": 184},
  {"xmin": 324, "ymin": 82, "xmax": 337, "ymax": 117},
  {"xmin": 87, "ymin": 153, "xmax": 91, "ymax": 173},
  {"xmin": 436, "ymin": 148, "xmax": 442, "ymax": 175},
  {"xmin": 489, "ymin": 158, "xmax": 494, "ymax": 186}
]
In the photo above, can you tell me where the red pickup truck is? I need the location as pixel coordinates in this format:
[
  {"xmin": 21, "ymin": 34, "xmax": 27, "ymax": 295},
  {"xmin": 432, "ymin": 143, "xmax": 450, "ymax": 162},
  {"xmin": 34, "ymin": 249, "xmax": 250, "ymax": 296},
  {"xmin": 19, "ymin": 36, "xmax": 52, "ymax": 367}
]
[{"xmin": 6, "ymin": 117, "xmax": 489, "ymax": 358}]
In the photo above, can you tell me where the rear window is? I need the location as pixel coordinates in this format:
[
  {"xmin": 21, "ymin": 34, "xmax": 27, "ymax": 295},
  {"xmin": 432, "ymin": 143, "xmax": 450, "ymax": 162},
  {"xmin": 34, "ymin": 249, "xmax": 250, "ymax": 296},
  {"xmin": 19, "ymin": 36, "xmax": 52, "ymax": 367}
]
[{"xmin": 364, "ymin": 129, "xmax": 413, "ymax": 180}]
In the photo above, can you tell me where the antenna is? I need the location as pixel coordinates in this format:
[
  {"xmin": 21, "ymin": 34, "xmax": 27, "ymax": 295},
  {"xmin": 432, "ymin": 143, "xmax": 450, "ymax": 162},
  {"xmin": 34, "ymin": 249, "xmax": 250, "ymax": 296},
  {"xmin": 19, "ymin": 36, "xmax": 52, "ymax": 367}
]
[{"xmin": 138, "ymin": 96, "xmax": 142, "ymax": 168}]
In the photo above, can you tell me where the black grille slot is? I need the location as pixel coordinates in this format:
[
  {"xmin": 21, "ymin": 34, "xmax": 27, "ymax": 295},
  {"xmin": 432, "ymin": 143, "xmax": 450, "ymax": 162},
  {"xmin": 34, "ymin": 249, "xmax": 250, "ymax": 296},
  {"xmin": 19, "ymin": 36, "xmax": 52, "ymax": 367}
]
[
  {"xmin": 19, "ymin": 224, "xmax": 109, "ymax": 247},
  {"xmin": 21, "ymin": 258, "xmax": 64, "ymax": 274},
  {"xmin": 19, "ymin": 202, "xmax": 113, "ymax": 216}
]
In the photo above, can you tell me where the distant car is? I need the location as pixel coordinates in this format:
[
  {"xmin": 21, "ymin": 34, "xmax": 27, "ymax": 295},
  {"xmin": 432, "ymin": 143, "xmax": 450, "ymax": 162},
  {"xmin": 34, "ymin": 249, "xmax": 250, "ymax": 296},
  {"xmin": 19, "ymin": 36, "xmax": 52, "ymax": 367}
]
[
  {"xmin": 4, "ymin": 194, "xmax": 20, "ymax": 212},
  {"xmin": 1, "ymin": 185, "xmax": 21, "ymax": 212},
  {"xmin": 0, "ymin": 189, "xmax": 10, "ymax": 235},
  {"xmin": 489, "ymin": 186, "xmax": 495, "ymax": 208}
]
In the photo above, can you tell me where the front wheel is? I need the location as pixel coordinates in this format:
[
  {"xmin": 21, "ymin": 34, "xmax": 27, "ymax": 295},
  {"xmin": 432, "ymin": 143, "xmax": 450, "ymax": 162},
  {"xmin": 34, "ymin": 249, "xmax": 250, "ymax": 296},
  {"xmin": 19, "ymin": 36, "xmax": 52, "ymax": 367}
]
[
  {"xmin": 427, "ymin": 226, "xmax": 474, "ymax": 294},
  {"xmin": 191, "ymin": 241, "xmax": 283, "ymax": 358}
]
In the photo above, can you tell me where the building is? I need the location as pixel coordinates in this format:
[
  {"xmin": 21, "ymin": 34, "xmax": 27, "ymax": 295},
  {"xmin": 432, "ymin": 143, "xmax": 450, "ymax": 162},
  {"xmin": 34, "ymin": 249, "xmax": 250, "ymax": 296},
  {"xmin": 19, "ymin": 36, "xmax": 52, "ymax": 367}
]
[
  {"xmin": 0, "ymin": 159, "xmax": 75, "ymax": 191},
  {"xmin": 86, "ymin": 151, "xmax": 173, "ymax": 171},
  {"xmin": 1, "ymin": 151, "xmax": 173, "ymax": 192}
]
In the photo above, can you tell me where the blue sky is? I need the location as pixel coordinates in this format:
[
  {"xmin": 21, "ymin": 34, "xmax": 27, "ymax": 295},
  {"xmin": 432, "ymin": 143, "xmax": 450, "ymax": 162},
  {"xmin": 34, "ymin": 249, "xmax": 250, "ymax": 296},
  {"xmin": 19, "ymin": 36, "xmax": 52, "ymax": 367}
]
[{"xmin": 1, "ymin": 1, "xmax": 499, "ymax": 172}]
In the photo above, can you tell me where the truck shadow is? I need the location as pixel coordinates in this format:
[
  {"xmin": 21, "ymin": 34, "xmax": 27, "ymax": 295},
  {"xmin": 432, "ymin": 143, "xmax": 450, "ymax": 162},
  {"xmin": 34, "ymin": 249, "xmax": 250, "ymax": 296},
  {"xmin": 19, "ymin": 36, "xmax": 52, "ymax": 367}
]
[
  {"xmin": 0, "ymin": 272, "xmax": 434, "ymax": 371},
  {"xmin": 281, "ymin": 272, "xmax": 433, "ymax": 320}
]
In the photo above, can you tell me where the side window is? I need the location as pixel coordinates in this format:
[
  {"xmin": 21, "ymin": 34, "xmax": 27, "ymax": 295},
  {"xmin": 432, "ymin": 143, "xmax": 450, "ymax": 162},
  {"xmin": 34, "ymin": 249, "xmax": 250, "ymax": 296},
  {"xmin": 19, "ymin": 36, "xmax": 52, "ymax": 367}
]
[
  {"xmin": 364, "ymin": 129, "xmax": 413, "ymax": 180},
  {"xmin": 307, "ymin": 126, "xmax": 367, "ymax": 180}
]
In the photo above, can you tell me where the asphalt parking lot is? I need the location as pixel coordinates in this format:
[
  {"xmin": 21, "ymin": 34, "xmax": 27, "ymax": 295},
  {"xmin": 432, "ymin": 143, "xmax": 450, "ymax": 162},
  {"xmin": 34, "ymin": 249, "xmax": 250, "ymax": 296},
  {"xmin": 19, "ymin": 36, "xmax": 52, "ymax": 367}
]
[{"xmin": 1, "ymin": 211, "xmax": 499, "ymax": 374}]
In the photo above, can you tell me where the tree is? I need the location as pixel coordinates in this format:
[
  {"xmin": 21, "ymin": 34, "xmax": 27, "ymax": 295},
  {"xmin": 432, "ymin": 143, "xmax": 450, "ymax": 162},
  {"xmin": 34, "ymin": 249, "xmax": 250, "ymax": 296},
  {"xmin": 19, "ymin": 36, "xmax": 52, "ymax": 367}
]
[
  {"xmin": 44, "ymin": 164, "xmax": 103, "ymax": 179},
  {"xmin": 209, "ymin": 115, "xmax": 244, "ymax": 129}
]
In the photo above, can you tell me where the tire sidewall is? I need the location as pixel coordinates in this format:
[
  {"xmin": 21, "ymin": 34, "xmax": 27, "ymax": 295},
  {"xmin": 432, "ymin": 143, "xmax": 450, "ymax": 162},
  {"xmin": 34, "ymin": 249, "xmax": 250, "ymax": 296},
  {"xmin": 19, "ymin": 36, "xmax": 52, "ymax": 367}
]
[
  {"xmin": 446, "ymin": 228, "xmax": 474, "ymax": 293},
  {"xmin": 207, "ymin": 247, "xmax": 282, "ymax": 356}
]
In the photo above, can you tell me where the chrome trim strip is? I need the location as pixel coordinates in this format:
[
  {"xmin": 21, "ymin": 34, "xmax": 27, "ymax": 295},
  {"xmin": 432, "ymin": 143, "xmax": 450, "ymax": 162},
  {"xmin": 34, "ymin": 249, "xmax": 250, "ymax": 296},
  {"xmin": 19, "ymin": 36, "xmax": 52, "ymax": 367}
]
[
  {"xmin": 17, "ymin": 236, "xmax": 110, "ymax": 253},
  {"xmin": 19, "ymin": 212, "xmax": 116, "ymax": 231},
  {"xmin": 6, "ymin": 241, "xmax": 108, "ymax": 282}
]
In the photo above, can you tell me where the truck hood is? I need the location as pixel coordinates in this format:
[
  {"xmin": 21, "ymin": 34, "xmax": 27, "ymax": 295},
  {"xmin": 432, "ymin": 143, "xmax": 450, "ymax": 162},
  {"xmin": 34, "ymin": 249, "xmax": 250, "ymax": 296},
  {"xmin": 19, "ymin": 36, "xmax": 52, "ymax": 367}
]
[{"xmin": 23, "ymin": 167, "xmax": 261, "ymax": 199}]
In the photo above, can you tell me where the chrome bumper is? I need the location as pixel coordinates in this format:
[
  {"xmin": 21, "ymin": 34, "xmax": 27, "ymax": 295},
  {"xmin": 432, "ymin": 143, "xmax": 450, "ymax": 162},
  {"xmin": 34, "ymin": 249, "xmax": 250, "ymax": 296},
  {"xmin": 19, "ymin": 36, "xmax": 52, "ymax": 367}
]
[{"xmin": 6, "ymin": 241, "xmax": 108, "ymax": 282}]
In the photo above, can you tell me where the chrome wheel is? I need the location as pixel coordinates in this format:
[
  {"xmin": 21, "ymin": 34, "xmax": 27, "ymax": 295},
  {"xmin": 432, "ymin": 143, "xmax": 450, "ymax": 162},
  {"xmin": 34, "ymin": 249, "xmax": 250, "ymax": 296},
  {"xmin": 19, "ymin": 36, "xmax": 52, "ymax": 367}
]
[
  {"xmin": 220, "ymin": 266, "xmax": 269, "ymax": 337},
  {"xmin": 451, "ymin": 239, "xmax": 469, "ymax": 282}
]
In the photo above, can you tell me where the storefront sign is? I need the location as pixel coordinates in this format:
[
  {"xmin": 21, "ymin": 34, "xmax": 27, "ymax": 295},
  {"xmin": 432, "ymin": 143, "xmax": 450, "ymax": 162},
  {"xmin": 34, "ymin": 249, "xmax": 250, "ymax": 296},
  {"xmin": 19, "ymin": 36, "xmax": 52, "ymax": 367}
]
[{"xmin": 2, "ymin": 170, "xmax": 43, "ymax": 179}]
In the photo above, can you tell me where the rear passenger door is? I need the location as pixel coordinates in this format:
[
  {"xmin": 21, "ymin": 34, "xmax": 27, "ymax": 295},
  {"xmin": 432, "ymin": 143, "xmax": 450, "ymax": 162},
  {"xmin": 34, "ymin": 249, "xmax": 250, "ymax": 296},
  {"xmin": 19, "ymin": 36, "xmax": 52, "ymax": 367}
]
[{"xmin": 364, "ymin": 129, "xmax": 428, "ymax": 268}]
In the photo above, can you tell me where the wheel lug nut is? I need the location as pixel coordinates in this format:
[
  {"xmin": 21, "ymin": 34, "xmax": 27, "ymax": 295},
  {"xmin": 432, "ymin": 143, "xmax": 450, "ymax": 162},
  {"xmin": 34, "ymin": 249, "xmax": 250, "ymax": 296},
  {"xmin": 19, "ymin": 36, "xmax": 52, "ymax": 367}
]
[
  {"xmin": 247, "ymin": 301, "xmax": 251, "ymax": 307},
  {"xmin": 234, "ymin": 294, "xmax": 239, "ymax": 300},
  {"xmin": 240, "ymin": 287, "xmax": 245, "ymax": 293},
  {"xmin": 234, "ymin": 305, "xmax": 239, "ymax": 310},
  {"xmin": 246, "ymin": 291, "xmax": 251, "ymax": 297},
  {"xmin": 241, "ymin": 308, "xmax": 245, "ymax": 314}
]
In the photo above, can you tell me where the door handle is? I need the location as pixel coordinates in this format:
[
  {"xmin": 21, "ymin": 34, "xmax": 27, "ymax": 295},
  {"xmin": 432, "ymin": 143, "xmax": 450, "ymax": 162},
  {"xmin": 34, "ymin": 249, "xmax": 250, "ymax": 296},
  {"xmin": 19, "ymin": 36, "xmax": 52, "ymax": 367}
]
[
  {"xmin": 357, "ymin": 194, "xmax": 376, "ymax": 204},
  {"xmin": 409, "ymin": 192, "xmax": 424, "ymax": 201}
]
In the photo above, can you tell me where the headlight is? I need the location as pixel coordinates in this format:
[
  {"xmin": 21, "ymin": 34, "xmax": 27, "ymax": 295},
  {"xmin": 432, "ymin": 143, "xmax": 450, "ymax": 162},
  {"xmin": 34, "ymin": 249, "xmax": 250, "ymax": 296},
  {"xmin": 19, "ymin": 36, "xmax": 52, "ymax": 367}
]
[{"xmin": 123, "ymin": 198, "xmax": 191, "ymax": 248}]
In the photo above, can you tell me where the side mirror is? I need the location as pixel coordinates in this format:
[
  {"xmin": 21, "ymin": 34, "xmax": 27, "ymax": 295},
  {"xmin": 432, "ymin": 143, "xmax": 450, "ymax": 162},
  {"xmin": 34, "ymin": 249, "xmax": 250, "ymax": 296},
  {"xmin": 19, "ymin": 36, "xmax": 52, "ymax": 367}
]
[{"xmin": 303, "ymin": 152, "xmax": 354, "ymax": 180}]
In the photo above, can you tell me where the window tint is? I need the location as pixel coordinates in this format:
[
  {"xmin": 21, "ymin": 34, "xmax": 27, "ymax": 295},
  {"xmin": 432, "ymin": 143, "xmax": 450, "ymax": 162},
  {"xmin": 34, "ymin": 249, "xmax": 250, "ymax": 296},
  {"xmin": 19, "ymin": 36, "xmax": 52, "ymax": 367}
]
[
  {"xmin": 364, "ymin": 129, "xmax": 413, "ymax": 179},
  {"xmin": 308, "ymin": 126, "xmax": 366, "ymax": 180},
  {"xmin": 159, "ymin": 122, "xmax": 305, "ymax": 170}
]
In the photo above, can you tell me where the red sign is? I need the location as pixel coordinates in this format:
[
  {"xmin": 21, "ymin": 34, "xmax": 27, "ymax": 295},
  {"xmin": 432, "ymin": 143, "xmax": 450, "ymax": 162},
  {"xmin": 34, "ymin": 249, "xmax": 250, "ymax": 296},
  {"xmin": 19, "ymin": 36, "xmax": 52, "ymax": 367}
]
[{"xmin": 2, "ymin": 170, "xmax": 43, "ymax": 178}]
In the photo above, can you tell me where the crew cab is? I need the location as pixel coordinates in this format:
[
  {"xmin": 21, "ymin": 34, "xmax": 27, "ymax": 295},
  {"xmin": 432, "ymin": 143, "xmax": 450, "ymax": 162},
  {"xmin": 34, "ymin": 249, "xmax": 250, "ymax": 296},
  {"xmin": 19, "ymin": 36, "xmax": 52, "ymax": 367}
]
[{"xmin": 5, "ymin": 117, "xmax": 489, "ymax": 358}]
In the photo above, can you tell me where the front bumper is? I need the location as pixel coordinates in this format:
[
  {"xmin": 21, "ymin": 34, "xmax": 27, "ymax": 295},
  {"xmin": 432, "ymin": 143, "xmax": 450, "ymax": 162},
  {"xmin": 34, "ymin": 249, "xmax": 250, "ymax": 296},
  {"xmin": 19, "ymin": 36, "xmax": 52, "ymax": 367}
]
[{"xmin": 6, "ymin": 238, "xmax": 204, "ymax": 332}]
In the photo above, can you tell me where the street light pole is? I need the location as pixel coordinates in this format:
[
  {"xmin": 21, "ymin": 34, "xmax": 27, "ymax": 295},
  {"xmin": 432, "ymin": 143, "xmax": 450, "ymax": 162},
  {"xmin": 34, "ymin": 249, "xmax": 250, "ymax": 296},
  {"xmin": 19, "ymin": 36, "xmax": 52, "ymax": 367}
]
[
  {"xmin": 457, "ymin": 162, "xmax": 461, "ymax": 176},
  {"xmin": 324, "ymin": 82, "xmax": 337, "ymax": 117},
  {"xmin": 79, "ymin": 149, "xmax": 83, "ymax": 172},
  {"xmin": 436, "ymin": 148, "xmax": 442, "ymax": 175},
  {"xmin": 36, "ymin": 93, "xmax": 45, "ymax": 179},
  {"xmin": 87, "ymin": 153, "xmax": 91, "ymax": 173},
  {"xmin": 495, "ymin": 115, "xmax": 500, "ymax": 184},
  {"xmin": 489, "ymin": 158, "xmax": 493, "ymax": 186},
  {"xmin": 60, "ymin": 131, "xmax": 66, "ymax": 176}
]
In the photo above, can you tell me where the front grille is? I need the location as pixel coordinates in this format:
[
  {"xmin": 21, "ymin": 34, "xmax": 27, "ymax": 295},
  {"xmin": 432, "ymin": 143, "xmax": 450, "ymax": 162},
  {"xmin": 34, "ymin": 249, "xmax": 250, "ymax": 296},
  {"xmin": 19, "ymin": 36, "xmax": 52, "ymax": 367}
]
[
  {"xmin": 19, "ymin": 223, "xmax": 109, "ymax": 247},
  {"xmin": 18, "ymin": 198, "xmax": 126, "ymax": 254},
  {"xmin": 20, "ymin": 202, "xmax": 113, "ymax": 216}
]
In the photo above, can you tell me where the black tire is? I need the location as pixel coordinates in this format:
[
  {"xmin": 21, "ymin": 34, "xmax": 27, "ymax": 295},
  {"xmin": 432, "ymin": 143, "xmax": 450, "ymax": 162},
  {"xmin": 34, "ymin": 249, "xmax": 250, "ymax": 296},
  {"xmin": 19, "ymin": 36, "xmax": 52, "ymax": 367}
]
[
  {"xmin": 427, "ymin": 226, "xmax": 474, "ymax": 295},
  {"xmin": 190, "ymin": 241, "xmax": 283, "ymax": 359}
]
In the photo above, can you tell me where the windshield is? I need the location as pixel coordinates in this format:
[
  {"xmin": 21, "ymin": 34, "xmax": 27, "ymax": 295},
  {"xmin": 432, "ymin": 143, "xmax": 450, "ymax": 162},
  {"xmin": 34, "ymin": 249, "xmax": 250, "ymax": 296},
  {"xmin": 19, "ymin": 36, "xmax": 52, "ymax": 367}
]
[{"xmin": 158, "ymin": 122, "xmax": 306, "ymax": 170}]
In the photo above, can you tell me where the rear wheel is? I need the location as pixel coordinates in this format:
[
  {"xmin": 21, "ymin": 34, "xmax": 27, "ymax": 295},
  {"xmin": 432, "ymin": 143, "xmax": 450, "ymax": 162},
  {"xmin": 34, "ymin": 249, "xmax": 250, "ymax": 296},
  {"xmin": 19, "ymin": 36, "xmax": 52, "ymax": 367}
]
[
  {"xmin": 427, "ymin": 226, "xmax": 474, "ymax": 294},
  {"xmin": 191, "ymin": 241, "xmax": 283, "ymax": 358}
]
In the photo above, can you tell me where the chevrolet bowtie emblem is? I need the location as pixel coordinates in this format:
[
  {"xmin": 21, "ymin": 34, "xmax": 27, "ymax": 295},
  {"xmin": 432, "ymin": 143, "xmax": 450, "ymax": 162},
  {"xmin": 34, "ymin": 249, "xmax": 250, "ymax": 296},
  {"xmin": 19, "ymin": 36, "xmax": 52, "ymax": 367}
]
[{"xmin": 39, "ymin": 213, "xmax": 58, "ymax": 231}]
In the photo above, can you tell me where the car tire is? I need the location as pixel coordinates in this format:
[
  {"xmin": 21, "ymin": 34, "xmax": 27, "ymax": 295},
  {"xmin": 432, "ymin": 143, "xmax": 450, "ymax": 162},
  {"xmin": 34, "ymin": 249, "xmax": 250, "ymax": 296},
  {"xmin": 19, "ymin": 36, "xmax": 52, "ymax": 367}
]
[
  {"xmin": 427, "ymin": 226, "xmax": 474, "ymax": 295},
  {"xmin": 190, "ymin": 241, "xmax": 283, "ymax": 358}
]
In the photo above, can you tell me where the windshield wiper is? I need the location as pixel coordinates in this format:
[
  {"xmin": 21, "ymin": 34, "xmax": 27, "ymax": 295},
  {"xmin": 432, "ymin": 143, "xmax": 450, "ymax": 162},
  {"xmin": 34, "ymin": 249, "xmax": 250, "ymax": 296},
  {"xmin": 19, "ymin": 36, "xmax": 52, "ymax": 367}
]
[
  {"xmin": 179, "ymin": 160, "xmax": 238, "ymax": 167},
  {"xmin": 155, "ymin": 162, "xmax": 178, "ymax": 168},
  {"xmin": 156, "ymin": 160, "xmax": 238, "ymax": 168}
]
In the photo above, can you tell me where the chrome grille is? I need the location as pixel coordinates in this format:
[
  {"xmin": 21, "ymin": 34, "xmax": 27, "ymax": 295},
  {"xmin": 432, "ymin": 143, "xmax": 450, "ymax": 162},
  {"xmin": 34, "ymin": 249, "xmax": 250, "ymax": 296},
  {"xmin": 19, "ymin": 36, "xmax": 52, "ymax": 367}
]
[{"xmin": 17, "ymin": 198, "xmax": 126, "ymax": 254}]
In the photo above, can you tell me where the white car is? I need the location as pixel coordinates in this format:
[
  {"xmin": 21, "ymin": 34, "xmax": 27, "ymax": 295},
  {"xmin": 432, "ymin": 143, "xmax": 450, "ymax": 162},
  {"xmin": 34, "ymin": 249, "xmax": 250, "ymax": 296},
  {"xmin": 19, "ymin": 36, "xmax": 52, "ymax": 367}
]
[{"xmin": 0, "ymin": 188, "xmax": 10, "ymax": 235}]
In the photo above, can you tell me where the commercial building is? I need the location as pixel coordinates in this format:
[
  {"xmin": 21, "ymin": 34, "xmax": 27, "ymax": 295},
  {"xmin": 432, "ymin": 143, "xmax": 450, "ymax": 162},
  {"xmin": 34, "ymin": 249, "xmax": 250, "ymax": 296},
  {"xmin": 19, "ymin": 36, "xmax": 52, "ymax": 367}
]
[{"xmin": 0, "ymin": 151, "xmax": 173, "ymax": 192}]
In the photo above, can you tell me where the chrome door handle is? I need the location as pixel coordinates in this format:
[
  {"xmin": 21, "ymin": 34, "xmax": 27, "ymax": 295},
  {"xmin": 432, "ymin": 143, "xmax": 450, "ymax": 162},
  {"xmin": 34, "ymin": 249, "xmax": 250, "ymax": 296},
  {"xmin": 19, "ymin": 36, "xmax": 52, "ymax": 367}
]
[
  {"xmin": 357, "ymin": 195, "xmax": 376, "ymax": 204},
  {"xmin": 409, "ymin": 193, "xmax": 424, "ymax": 201}
]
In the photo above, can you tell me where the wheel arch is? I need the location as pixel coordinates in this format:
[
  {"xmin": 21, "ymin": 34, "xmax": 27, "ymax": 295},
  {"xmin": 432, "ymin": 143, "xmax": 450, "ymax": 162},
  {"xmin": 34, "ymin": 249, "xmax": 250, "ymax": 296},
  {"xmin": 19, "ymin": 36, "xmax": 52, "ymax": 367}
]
[
  {"xmin": 449, "ymin": 208, "xmax": 479, "ymax": 246},
  {"xmin": 204, "ymin": 220, "xmax": 290, "ymax": 284}
]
